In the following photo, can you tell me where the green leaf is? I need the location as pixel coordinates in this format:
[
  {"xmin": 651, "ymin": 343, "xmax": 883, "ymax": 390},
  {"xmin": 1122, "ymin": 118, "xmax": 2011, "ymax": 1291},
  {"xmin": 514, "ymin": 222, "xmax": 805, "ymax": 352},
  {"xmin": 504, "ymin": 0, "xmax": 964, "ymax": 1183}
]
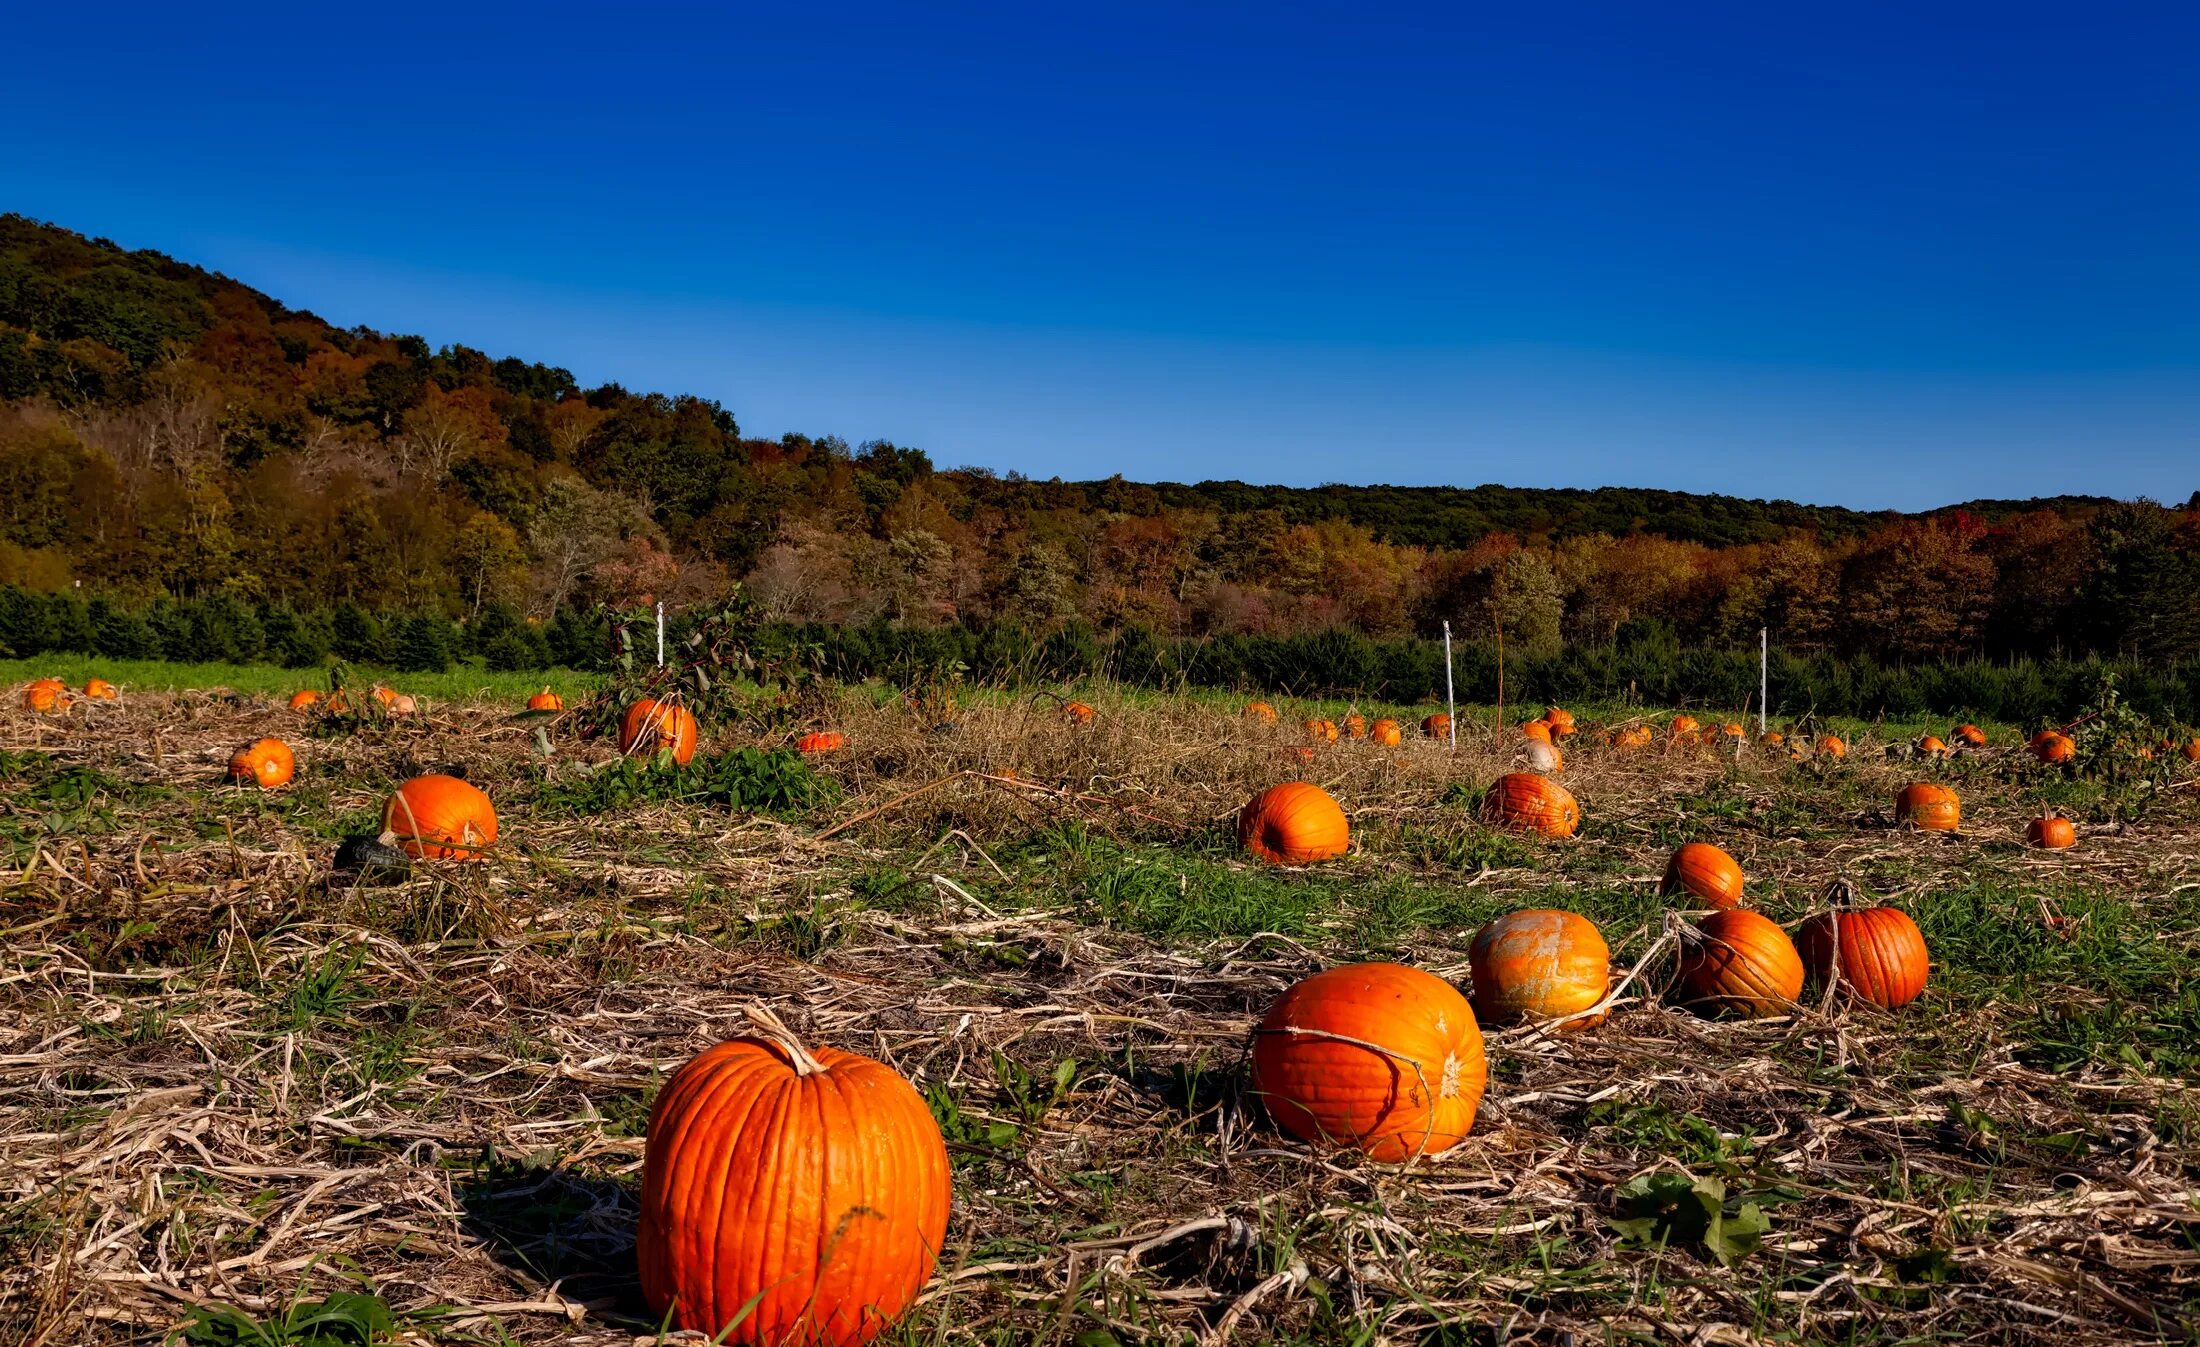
[{"xmin": 1609, "ymin": 1172, "xmax": 1770, "ymax": 1267}]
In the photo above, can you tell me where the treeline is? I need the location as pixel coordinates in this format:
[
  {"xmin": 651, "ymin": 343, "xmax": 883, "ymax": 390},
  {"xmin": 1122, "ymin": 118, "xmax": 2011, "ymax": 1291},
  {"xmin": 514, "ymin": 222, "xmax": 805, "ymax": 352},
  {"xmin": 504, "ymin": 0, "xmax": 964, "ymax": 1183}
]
[
  {"xmin": 3, "ymin": 213, "xmax": 2199, "ymax": 671},
  {"xmin": 6, "ymin": 584, "xmax": 2194, "ymax": 725}
]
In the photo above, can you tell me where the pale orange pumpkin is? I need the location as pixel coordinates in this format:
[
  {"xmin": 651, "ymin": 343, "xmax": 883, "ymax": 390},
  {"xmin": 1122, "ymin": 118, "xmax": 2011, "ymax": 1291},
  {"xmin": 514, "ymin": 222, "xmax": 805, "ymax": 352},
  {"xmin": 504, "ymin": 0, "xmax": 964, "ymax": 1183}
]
[
  {"xmin": 387, "ymin": 693, "xmax": 418, "ymax": 716},
  {"xmin": 1370, "ymin": 718, "xmax": 1403, "ymax": 746},
  {"xmin": 1468, "ymin": 910, "xmax": 1609, "ymax": 1029},
  {"xmin": 20, "ymin": 678, "xmax": 66, "ymax": 713},
  {"xmin": 1252, "ymin": 963, "xmax": 1486, "ymax": 1161},
  {"xmin": 1481, "ymin": 773, "xmax": 1580, "ymax": 838},
  {"xmin": 527, "ymin": 687, "xmax": 564, "ymax": 712},
  {"xmin": 1818, "ymin": 734, "xmax": 1847, "ymax": 758},
  {"xmin": 1720, "ymin": 722, "xmax": 1745, "ymax": 740},
  {"xmin": 1524, "ymin": 740, "xmax": 1564, "ymax": 774},
  {"xmin": 1798, "ymin": 906, "xmax": 1929, "ymax": 1009},
  {"xmin": 1341, "ymin": 713, "xmax": 1367, "ymax": 740},
  {"xmin": 288, "ymin": 689, "xmax": 322, "ymax": 711},
  {"xmin": 637, "ymin": 1006, "xmax": 951, "ymax": 1345},
  {"xmin": 1063, "ymin": 701, "xmax": 1096, "ymax": 724},
  {"xmin": 621, "ymin": 699, "xmax": 700, "ymax": 765},
  {"xmin": 1670, "ymin": 714, "xmax": 1701, "ymax": 739},
  {"xmin": 2027, "ymin": 814, "xmax": 2076, "ymax": 849},
  {"xmin": 1662, "ymin": 842, "xmax": 1744, "ymax": 910},
  {"xmin": 1894, "ymin": 783, "xmax": 1961, "ymax": 832},
  {"xmin": 228, "ymin": 738, "xmax": 295, "ymax": 790},
  {"xmin": 1677, "ymin": 910, "xmax": 1804, "ymax": 1018},
  {"xmin": 2030, "ymin": 730, "xmax": 2075, "ymax": 764},
  {"xmin": 1245, "ymin": 702, "xmax": 1279, "ymax": 724},
  {"xmin": 1916, "ymin": 734, "xmax": 1947, "ymax": 758},
  {"xmin": 1952, "ymin": 724, "xmax": 1986, "ymax": 749},
  {"xmin": 1303, "ymin": 718, "xmax": 1340, "ymax": 744},
  {"xmin": 1422, "ymin": 713, "xmax": 1452, "ymax": 739},
  {"xmin": 1609, "ymin": 724, "xmax": 1654, "ymax": 749},
  {"xmin": 1239, "ymin": 782, "xmax": 1349, "ymax": 865},
  {"xmin": 82, "ymin": 678, "xmax": 117, "ymax": 700},
  {"xmin": 797, "ymin": 730, "xmax": 847, "ymax": 754},
  {"xmin": 384, "ymin": 774, "xmax": 498, "ymax": 860}
]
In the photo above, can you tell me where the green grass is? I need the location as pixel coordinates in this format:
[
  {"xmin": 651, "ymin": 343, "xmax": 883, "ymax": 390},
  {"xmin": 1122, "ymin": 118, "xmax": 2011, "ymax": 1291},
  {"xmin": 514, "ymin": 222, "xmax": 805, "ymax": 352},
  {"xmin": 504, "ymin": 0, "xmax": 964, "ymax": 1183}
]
[{"xmin": 0, "ymin": 655, "xmax": 605, "ymax": 703}]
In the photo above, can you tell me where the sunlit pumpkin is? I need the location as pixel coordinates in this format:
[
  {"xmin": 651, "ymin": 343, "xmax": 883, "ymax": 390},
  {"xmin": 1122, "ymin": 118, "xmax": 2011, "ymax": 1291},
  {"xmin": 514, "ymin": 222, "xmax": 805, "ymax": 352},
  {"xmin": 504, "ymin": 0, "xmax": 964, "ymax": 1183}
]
[
  {"xmin": 1252, "ymin": 963, "xmax": 1486, "ymax": 1161},
  {"xmin": 1798, "ymin": 906, "xmax": 1929, "ymax": 1009},
  {"xmin": 1481, "ymin": 773, "xmax": 1580, "ymax": 838},
  {"xmin": 384, "ymin": 774, "xmax": 498, "ymax": 860},
  {"xmin": 1342, "ymin": 713, "xmax": 1366, "ymax": 740},
  {"xmin": 527, "ymin": 687, "xmax": 564, "ymax": 712},
  {"xmin": 82, "ymin": 678, "xmax": 117, "ymax": 700},
  {"xmin": 1542, "ymin": 707, "xmax": 1576, "ymax": 737},
  {"xmin": 621, "ymin": 699, "xmax": 700, "ymax": 765},
  {"xmin": 289, "ymin": 689, "xmax": 322, "ymax": 711},
  {"xmin": 1720, "ymin": 723, "xmax": 1745, "ymax": 740},
  {"xmin": 1422, "ymin": 713, "xmax": 1452, "ymax": 739},
  {"xmin": 1952, "ymin": 724, "xmax": 1986, "ymax": 749},
  {"xmin": 1063, "ymin": 700, "xmax": 1096, "ymax": 724},
  {"xmin": 2030, "ymin": 730, "xmax": 2075, "ymax": 764},
  {"xmin": 637, "ymin": 1007, "xmax": 951, "ymax": 1346},
  {"xmin": 1610, "ymin": 725, "xmax": 1654, "ymax": 749},
  {"xmin": 371, "ymin": 685, "xmax": 400, "ymax": 709},
  {"xmin": 1525, "ymin": 740, "xmax": 1564, "ymax": 774},
  {"xmin": 2183, "ymin": 738, "xmax": 2200, "ymax": 764},
  {"xmin": 1761, "ymin": 731, "xmax": 1785, "ymax": 746},
  {"xmin": 1677, "ymin": 910, "xmax": 1804, "ymax": 1018},
  {"xmin": 19, "ymin": 678, "xmax": 66, "ymax": 713},
  {"xmin": 1238, "ymin": 782, "xmax": 1349, "ymax": 865},
  {"xmin": 1521, "ymin": 718, "xmax": 1553, "ymax": 743},
  {"xmin": 1894, "ymin": 782, "xmax": 1961, "ymax": 832},
  {"xmin": 1468, "ymin": 910, "xmax": 1609, "ymax": 1029},
  {"xmin": 1303, "ymin": 718, "xmax": 1339, "ymax": 744},
  {"xmin": 1916, "ymin": 735, "xmax": 1947, "ymax": 758},
  {"xmin": 1818, "ymin": 734, "xmax": 1847, "ymax": 758},
  {"xmin": 227, "ymin": 738, "xmax": 295, "ymax": 790},
  {"xmin": 1245, "ymin": 702, "xmax": 1278, "ymax": 724},
  {"xmin": 1662, "ymin": 841, "xmax": 1744, "ymax": 910},
  {"xmin": 1370, "ymin": 718, "xmax": 1403, "ymax": 746},
  {"xmin": 1670, "ymin": 714, "xmax": 1701, "ymax": 739},
  {"xmin": 2027, "ymin": 814, "xmax": 2076, "ymax": 849},
  {"xmin": 797, "ymin": 730, "xmax": 847, "ymax": 754},
  {"xmin": 387, "ymin": 693, "xmax": 417, "ymax": 716}
]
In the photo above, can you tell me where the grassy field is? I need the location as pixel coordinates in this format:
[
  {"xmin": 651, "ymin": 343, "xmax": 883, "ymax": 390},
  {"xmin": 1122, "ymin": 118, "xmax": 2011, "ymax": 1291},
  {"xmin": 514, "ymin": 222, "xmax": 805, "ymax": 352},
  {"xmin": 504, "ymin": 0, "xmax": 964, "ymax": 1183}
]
[
  {"xmin": 0, "ymin": 657, "xmax": 607, "ymax": 704},
  {"xmin": 1, "ymin": 675, "xmax": 2195, "ymax": 1345}
]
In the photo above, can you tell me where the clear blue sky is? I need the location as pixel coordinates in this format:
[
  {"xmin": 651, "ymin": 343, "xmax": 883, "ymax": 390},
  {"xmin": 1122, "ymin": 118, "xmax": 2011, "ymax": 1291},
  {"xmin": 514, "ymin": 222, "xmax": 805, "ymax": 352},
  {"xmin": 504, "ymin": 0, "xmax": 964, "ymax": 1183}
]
[{"xmin": 5, "ymin": 2, "xmax": 2196, "ymax": 510}]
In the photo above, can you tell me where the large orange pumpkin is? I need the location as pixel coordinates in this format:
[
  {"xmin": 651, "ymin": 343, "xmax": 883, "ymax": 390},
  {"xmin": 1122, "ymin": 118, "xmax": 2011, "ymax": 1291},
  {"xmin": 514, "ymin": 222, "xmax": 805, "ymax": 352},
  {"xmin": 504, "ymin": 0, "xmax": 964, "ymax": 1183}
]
[
  {"xmin": 527, "ymin": 687, "xmax": 564, "ymax": 712},
  {"xmin": 1818, "ymin": 734, "xmax": 1847, "ymax": 758},
  {"xmin": 637, "ymin": 1007, "xmax": 951, "ymax": 1345},
  {"xmin": 1239, "ymin": 782, "xmax": 1349, "ymax": 865},
  {"xmin": 289, "ymin": 689, "xmax": 322, "ymax": 711},
  {"xmin": 1952, "ymin": 724, "xmax": 1986, "ymax": 749},
  {"xmin": 1370, "ymin": 718, "xmax": 1403, "ymax": 746},
  {"xmin": 2030, "ymin": 730, "xmax": 2075, "ymax": 764},
  {"xmin": 1468, "ymin": 910, "xmax": 1609, "ymax": 1029},
  {"xmin": 797, "ymin": 730, "xmax": 848, "ymax": 754},
  {"xmin": 1245, "ymin": 702, "xmax": 1278, "ymax": 724},
  {"xmin": 1798, "ymin": 906, "xmax": 1929, "ymax": 1010},
  {"xmin": 384, "ymin": 775, "xmax": 498, "ymax": 860},
  {"xmin": 1481, "ymin": 773, "xmax": 1580, "ymax": 838},
  {"xmin": 1662, "ymin": 842, "xmax": 1744, "ymax": 910},
  {"xmin": 1894, "ymin": 783, "xmax": 1961, "ymax": 832},
  {"xmin": 1251, "ymin": 963, "xmax": 1486, "ymax": 1161},
  {"xmin": 2027, "ymin": 814, "xmax": 2075, "ymax": 849},
  {"xmin": 622, "ymin": 699, "xmax": 700, "ymax": 765},
  {"xmin": 1542, "ymin": 706, "xmax": 1576, "ymax": 736},
  {"xmin": 1670, "ymin": 714, "xmax": 1701, "ymax": 739},
  {"xmin": 228, "ymin": 738, "xmax": 295, "ymax": 790},
  {"xmin": 1422, "ymin": 713, "xmax": 1452, "ymax": 739},
  {"xmin": 82, "ymin": 678, "xmax": 118, "ymax": 700},
  {"xmin": 20, "ymin": 678, "xmax": 66, "ymax": 713},
  {"xmin": 1677, "ymin": 910, "xmax": 1803, "ymax": 1018},
  {"xmin": 1521, "ymin": 718, "xmax": 1553, "ymax": 743}
]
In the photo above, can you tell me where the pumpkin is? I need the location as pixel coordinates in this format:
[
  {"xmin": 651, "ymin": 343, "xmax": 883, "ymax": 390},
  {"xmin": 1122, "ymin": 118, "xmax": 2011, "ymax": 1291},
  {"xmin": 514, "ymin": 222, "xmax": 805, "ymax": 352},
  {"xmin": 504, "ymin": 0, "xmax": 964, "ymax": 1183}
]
[
  {"xmin": 20, "ymin": 678, "xmax": 66, "ymax": 713},
  {"xmin": 1239, "ymin": 782, "xmax": 1349, "ymax": 865},
  {"xmin": 1468, "ymin": 910, "xmax": 1609, "ymax": 1028},
  {"xmin": 1303, "ymin": 718, "xmax": 1339, "ymax": 744},
  {"xmin": 1542, "ymin": 706, "xmax": 1576, "ymax": 736},
  {"xmin": 622, "ymin": 699, "xmax": 700, "ymax": 765},
  {"xmin": 1521, "ymin": 718, "xmax": 1553, "ymax": 743},
  {"xmin": 289, "ymin": 689, "xmax": 322, "ymax": 711},
  {"xmin": 1245, "ymin": 702, "xmax": 1278, "ymax": 723},
  {"xmin": 1894, "ymin": 782, "xmax": 1961, "ymax": 832},
  {"xmin": 527, "ymin": 687, "xmax": 564, "ymax": 712},
  {"xmin": 387, "ymin": 693, "xmax": 418, "ymax": 716},
  {"xmin": 1952, "ymin": 724, "xmax": 1986, "ymax": 749},
  {"xmin": 1422, "ymin": 713, "xmax": 1452, "ymax": 739},
  {"xmin": 1251, "ymin": 963, "xmax": 1486, "ymax": 1161},
  {"xmin": 1063, "ymin": 701, "xmax": 1096, "ymax": 724},
  {"xmin": 1481, "ymin": 773, "xmax": 1580, "ymax": 838},
  {"xmin": 1342, "ymin": 713, "xmax": 1367, "ymax": 740},
  {"xmin": 797, "ymin": 730, "xmax": 847, "ymax": 754},
  {"xmin": 1818, "ymin": 734, "xmax": 1847, "ymax": 758},
  {"xmin": 1798, "ymin": 906, "xmax": 1928, "ymax": 1010},
  {"xmin": 1524, "ymin": 740, "xmax": 1564, "ymax": 774},
  {"xmin": 372, "ymin": 685, "xmax": 400, "ymax": 708},
  {"xmin": 228, "ymin": 738, "xmax": 295, "ymax": 790},
  {"xmin": 1761, "ymin": 731, "xmax": 1785, "ymax": 746},
  {"xmin": 1662, "ymin": 842, "xmax": 1744, "ymax": 910},
  {"xmin": 1916, "ymin": 735, "xmax": 1947, "ymax": 758},
  {"xmin": 637, "ymin": 1005, "xmax": 950, "ymax": 1345},
  {"xmin": 2030, "ymin": 730, "xmax": 2075, "ymax": 764},
  {"xmin": 2183, "ymin": 738, "xmax": 2200, "ymax": 764},
  {"xmin": 1720, "ymin": 722, "xmax": 1744, "ymax": 739},
  {"xmin": 1609, "ymin": 725, "xmax": 1652, "ymax": 749},
  {"xmin": 384, "ymin": 774, "xmax": 498, "ymax": 860},
  {"xmin": 2027, "ymin": 814, "xmax": 2076, "ymax": 849},
  {"xmin": 1677, "ymin": 910, "xmax": 1804, "ymax": 1017},
  {"xmin": 1370, "ymin": 718, "xmax": 1403, "ymax": 746},
  {"xmin": 83, "ymin": 678, "xmax": 117, "ymax": 700},
  {"xmin": 1281, "ymin": 745, "xmax": 1317, "ymax": 766},
  {"xmin": 1670, "ymin": 714, "xmax": 1701, "ymax": 739}
]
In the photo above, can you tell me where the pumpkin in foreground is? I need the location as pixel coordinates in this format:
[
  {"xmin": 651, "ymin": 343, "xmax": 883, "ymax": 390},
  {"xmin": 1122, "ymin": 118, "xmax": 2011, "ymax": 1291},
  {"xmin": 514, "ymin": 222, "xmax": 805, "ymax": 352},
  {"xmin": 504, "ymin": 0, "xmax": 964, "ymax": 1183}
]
[
  {"xmin": 228, "ymin": 738, "xmax": 295, "ymax": 790},
  {"xmin": 638, "ymin": 1007, "xmax": 951, "ymax": 1346},
  {"xmin": 1797, "ymin": 906, "xmax": 1929, "ymax": 1010},
  {"xmin": 1661, "ymin": 841, "xmax": 1744, "ymax": 910},
  {"xmin": 1481, "ymin": 772, "xmax": 1580, "ymax": 838},
  {"xmin": 1894, "ymin": 783, "xmax": 1961, "ymax": 832},
  {"xmin": 2027, "ymin": 815, "xmax": 2076, "ymax": 849},
  {"xmin": 1468, "ymin": 910, "xmax": 1609, "ymax": 1029},
  {"xmin": 1677, "ymin": 910, "xmax": 1804, "ymax": 1018},
  {"xmin": 384, "ymin": 774, "xmax": 497, "ymax": 860},
  {"xmin": 621, "ymin": 698, "xmax": 700, "ymax": 766},
  {"xmin": 1252, "ymin": 963, "xmax": 1486, "ymax": 1161},
  {"xmin": 1238, "ymin": 782, "xmax": 1349, "ymax": 865}
]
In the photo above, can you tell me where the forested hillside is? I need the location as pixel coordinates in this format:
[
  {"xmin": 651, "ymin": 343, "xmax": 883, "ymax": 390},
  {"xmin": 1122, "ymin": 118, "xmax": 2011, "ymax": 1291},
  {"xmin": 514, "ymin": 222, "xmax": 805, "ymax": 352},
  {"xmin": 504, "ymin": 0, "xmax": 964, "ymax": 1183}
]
[{"xmin": 2, "ymin": 212, "xmax": 2196, "ymax": 668}]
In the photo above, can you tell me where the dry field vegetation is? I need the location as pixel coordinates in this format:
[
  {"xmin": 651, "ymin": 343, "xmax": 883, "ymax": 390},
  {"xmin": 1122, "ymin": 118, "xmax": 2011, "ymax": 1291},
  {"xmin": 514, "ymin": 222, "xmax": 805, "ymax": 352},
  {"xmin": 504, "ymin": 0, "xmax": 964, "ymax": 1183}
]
[{"xmin": 3, "ymin": 680, "xmax": 2199, "ymax": 1347}]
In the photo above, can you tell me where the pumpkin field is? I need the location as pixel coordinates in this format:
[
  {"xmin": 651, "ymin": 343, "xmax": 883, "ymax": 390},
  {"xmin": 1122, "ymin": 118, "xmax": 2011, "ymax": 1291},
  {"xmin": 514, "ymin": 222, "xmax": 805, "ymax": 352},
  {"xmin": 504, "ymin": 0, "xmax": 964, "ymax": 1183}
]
[{"xmin": 4, "ymin": 664, "xmax": 2200, "ymax": 1347}]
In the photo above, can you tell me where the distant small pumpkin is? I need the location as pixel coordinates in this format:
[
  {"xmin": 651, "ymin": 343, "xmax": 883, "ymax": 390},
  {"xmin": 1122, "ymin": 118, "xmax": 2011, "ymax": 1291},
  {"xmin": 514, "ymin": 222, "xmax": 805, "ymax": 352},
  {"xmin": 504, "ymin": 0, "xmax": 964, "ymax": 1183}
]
[
  {"xmin": 1952, "ymin": 724, "xmax": 1986, "ymax": 749},
  {"xmin": 82, "ymin": 678, "xmax": 118, "ymax": 700},
  {"xmin": 288, "ymin": 689, "xmax": 322, "ymax": 711},
  {"xmin": 1817, "ymin": 734, "xmax": 1847, "ymax": 758},
  {"xmin": 2030, "ymin": 730, "xmax": 2075, "ymax": 764},
  {"xmin": 1662, "ymin": 842, "xmax": 1744, "ymax": 910},
  {"xmin": 796, "ymin": 730, "xmax": 847, "ymax": 754},
  {"xmin": 1063, "ymin": 701, "xmax": 1096, "ymax": 724},
  {"xmin": 2026, "ymin": 814, "xmax": 2075, "ymax": 849},
  {"xmin": 1422, "ymin": 713, "xmax": 1452, "ymax": 739},
  {"xmin": 1370, "ymin": 718, "xmax": 1403, "ymax": 746},
  {"xmin": 19, "ymin": 678, "xmax": 67, "ymax": 713},
  {"xmin": 527, "ymin": 687, "xmax": 564, "ymax": 712},
  {"xmin": 228, "ymin": 738, "xmax": 295, "ymax": 790},
  {"xmin": 1244, "ymin": 702, "xmax": 1278, "ymax": 724}
]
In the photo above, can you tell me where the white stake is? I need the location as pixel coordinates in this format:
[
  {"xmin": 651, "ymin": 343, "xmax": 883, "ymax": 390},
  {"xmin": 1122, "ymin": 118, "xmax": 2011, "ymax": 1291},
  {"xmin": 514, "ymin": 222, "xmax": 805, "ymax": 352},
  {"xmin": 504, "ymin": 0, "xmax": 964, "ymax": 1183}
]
[
  {"xmin": 656, "ymin": 602, "xmax": 666, "ymax": 669},
  {"xmin": 1442, "ymin": 620, "xmax": 1457, "ymax": 750},
  {"xmin": 1759, "ymin": 626, "xmax": 1768, "ymax": 736}
]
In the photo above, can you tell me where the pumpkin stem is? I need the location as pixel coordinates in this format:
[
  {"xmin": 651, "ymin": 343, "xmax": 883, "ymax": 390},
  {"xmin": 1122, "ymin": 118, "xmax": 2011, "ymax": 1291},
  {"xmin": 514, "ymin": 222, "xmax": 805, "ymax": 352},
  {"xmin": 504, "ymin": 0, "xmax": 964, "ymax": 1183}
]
[{"xmin": 744, "ymin": 1002, "xmax": 829, "ymax": 1076}]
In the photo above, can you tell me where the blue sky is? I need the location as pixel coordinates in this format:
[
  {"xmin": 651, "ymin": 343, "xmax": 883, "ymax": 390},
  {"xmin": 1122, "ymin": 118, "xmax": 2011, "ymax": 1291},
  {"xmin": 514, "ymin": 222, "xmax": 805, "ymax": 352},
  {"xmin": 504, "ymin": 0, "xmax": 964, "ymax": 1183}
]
[{"xmin": 5, "ymin": 2, "xmax": 2196, "ymax": 509}]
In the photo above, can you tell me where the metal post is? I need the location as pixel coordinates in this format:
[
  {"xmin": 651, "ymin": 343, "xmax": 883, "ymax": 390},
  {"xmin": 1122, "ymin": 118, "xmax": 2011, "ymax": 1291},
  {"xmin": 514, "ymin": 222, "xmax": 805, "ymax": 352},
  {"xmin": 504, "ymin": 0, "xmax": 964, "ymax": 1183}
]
[
  {"xmin": 1759, "ymin": 627, "xmax": 1768, "ymax": 735},
  {"xmin": 1442, "ymin": 621, "xmax": 1457, "ymax": 749},
  {"xmin": 656, "ymin": 602, "xmax": 666, "ymax": 669}
]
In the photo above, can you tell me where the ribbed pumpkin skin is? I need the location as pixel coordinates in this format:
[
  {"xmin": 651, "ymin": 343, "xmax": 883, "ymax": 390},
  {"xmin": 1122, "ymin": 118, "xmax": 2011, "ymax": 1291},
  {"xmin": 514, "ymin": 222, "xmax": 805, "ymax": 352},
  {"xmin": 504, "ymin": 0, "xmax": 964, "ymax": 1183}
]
[
  {"xmin": 1481, "ymin": 773, "xmax": 1580, "ymax": 838},
  {"xmin": 637, "ymin": 1038, "xmax": 951, "ymax": 1345},
  {"xmin": 1952, "ymin": 724, "xmax": 1986, "ymax": 748},
  {"xmin": 1670, "ymin": 715, "xmax": 1700, "ymax": 739},
  {"xmin": 1303, "ymin": 718, "xmax": 1339, "ymax": 744},
  {"xmin": 2030, "ymin": 731, "xmax": 2074, "ymax": 764},
  {"xmin": 228, "ymin": 738, "xmax": 295, "ymax": 789},
  {"xmin": 1798, "ymin": 907, "xmax": 1928, "ymax": 1009},
  {"xmin": 1542, "ymin": 706, "xmax": 1575, "ymax": 735},
  {"xmin": 1252, "ymin": 963, "xmax": 1486, "ymax": 1161},
  {"xmin": 2027, "ymin": 816, "xmax": 2076, "ymax": 849},
  {"xmin": 1468, "ymin": 910, "xmax": 1609, "ymax": 1028},
  {"xmin": 622, "ymin": 700, "xmax": 700, "ymax": 765},
  {"xmin": 527, "ymin": 688, "xmax": 564, "ymax": 712},
  {"xmin": 384, "ymin": 775, "xmax": 498, "ymax": 860},
  {"xmin": 289, "ymin": 689, "xmax": 321, "ymax": 711},
  {"xmin": 1422, "ymin": 713, "xmax": 1452, "ymax": 739},
  {"xmin": 1894, "ymin": 783, "xmax": 1961, "ymax": 832},
  {"xmin": 1245, "ymin": 702, "xmax": 1278, "ymax": 723},
  {"xmin": 797, "ymin": 731, "xmax": 847, "ymax": 754},
  {"xmin": 1662, "ymin": 842, "xmax": 1744, "ymax": 909},
  {"xmin": 1370, "ymin": 719, "xmax": 1403, "ymax": 746},
  {"xmin": 83, "ymin": 678, "xmax": 117, "ymax": 700},
  {"xmin": 1818, "ymin": 735, "xmax": 1847, "ymax": 758},
  {"xmin": 1678, "ymin": 910, "xmax": 1804, "ymax": 1017},
  {"xmin": 20, "ymin": 679, "xmax": 65, "ymax": 713},
  {"xmin": 1239, "ymin": 783, "xmax": 1349, "ymax": 865}
]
